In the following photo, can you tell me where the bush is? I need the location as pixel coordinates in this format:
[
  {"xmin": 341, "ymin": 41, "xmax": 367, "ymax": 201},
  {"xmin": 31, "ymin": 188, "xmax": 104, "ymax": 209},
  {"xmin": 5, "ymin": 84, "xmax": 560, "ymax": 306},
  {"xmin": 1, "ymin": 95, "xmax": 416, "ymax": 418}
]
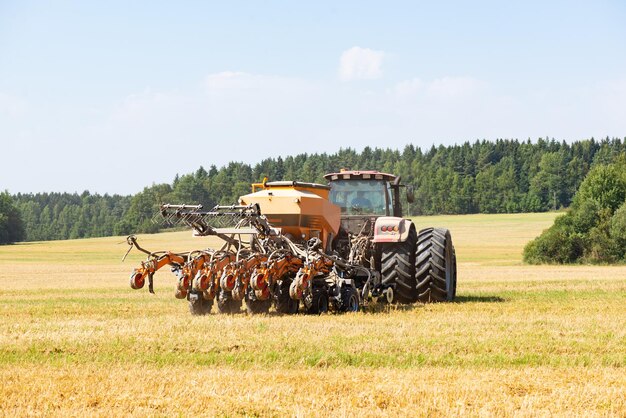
[
  {"xmin": 609, "ymin": 203, "xmax": 626, "ymax": 261},
  {"xmin": 573, "ymin": 163, "xmax": 626, "ymax": 212},
  {"xmin": 584, "ymin": 224, "xmax": 618, "ymax": 263},
  {"xmin": 524, "ymin": 159, "xmax": 626, "ymax": 264},
  {"xmin": 524, "ymin": 218, "xmax": 584, "ymax": 264},
  {"xmin": 570, "ymin": 199, "xmax": 600, "ymax": 234}
]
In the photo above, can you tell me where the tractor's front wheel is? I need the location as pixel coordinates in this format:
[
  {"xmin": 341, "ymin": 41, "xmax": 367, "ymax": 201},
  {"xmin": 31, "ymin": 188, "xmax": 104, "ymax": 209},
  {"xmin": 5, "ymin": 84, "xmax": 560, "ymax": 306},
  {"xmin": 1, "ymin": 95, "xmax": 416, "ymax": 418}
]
[
  {"xmin": 380, "ymin": 228, "xmax": 417, "ymax": 303},
  {"xmin": 415, "ymin": 227, "xmax": 457, "ymax": 302}
]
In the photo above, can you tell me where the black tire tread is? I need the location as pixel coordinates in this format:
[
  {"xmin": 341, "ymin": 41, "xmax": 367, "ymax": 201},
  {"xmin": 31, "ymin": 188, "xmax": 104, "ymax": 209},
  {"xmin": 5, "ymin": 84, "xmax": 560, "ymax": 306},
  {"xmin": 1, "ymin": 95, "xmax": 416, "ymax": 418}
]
[
  {"xmin": 380, "ymin": 227, "xmax": 417, "ymax": 303},
  {"xmin": 339, "ymin": 286, "xmax": 359, "ymax": 312},
  {"xmin": 415, "ymin": 227, "xmax": 457, "ymax": 302}
]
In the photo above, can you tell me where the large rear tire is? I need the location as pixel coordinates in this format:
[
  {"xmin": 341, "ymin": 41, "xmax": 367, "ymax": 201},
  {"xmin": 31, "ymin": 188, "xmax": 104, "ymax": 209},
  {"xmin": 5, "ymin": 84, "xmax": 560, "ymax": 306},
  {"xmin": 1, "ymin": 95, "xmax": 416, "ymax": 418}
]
[
  {"xmin": 415, "ymin": 227, "xmax": 456, "ymax": 302},
  {"xmin": 451, "ymin": 246, "xmax": 457, "ymax": 300},
  {"xmin": 380, "ymin": 228, "xmax": 417, "ymax": 303}
]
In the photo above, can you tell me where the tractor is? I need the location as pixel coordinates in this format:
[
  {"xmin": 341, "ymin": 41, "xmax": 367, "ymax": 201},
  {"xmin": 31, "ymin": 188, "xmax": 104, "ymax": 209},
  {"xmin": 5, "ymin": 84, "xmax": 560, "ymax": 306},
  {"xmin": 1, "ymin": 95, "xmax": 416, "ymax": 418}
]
[
  {"xmin": 125, "ymin": 170, "xmax": 457, "ymax": 314},
  {"xmin": 324, "ymin": 170, "xmax": 457, "ymax": 303}
]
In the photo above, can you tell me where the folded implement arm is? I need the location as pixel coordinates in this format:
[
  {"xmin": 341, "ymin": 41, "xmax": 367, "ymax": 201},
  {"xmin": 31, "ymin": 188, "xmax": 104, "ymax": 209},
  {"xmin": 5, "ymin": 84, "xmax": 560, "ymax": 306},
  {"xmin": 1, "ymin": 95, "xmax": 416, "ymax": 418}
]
[
  {"xmin": 159, "ymin": 204, "xmax": 273, "ymax": 246},
  {"xmin": 126, "ymin": 235, "xmax": 187, "ymax": 294}
]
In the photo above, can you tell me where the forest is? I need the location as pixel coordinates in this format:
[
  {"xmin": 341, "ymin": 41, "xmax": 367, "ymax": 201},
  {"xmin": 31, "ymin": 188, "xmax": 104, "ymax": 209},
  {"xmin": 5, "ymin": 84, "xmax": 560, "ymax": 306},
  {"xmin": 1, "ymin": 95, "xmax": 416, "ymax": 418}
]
[{"xmin": 3, "ymin": 137, "xmax": 625, "ymax": 244}]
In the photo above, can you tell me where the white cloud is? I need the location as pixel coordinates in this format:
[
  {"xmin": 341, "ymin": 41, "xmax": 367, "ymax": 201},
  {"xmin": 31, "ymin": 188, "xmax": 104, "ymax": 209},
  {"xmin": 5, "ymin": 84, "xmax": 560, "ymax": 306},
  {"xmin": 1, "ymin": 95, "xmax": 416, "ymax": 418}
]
[
  {"xmin": 201, "ymin": 71, "xmax": 322, "ymax": 129},
  {"xmin": 205, "ymin": 71, "xmax": 262, "ymax": 90},
  {"xmin": 112, "ymin": 88, "xmax": 187, "ymax": 124},
  {"xmin": 389, "ymin": 76, "xmax": 486, "ymax": 102},
  {"xmin": 390, "ymin": 78, "xmax": 424, "ymax": 97},
  {"xmin": 204, "ymin": 71, "xmax": 315, "ymax": 92},
  {"xmin": 426, "ymin": 76, "xmax": 485, "ymax": 100},
  {"xmin": 338, "ymin": 47, "xmax": 385, "ymax": 81}
]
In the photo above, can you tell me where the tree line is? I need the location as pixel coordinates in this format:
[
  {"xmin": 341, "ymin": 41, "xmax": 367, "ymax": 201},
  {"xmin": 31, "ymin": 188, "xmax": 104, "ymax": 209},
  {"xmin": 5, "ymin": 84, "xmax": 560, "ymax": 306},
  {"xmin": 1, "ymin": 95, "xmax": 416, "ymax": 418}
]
[{"xmin": 3, "ymin": 137, "xmax": 625, "ymax": 244}]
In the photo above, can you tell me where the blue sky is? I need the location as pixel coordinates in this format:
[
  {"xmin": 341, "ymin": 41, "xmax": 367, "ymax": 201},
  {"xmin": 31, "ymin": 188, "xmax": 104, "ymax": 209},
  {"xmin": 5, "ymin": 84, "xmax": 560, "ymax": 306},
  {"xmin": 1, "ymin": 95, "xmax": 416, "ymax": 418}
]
[{"xmin": 1, "ymin": 1, "xmax": 625, "ymax": 194}]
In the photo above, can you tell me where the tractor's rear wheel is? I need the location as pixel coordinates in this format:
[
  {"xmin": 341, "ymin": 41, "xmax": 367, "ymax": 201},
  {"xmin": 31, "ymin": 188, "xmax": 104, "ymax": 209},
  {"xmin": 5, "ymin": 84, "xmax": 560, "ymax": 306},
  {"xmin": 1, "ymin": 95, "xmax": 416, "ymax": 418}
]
[
  {"xmin": 188, "ymin": 291, "xmax": 213, "ymax": 315},
  {"xmin": 380, "ymin": 228, "xmax": 417, "ymax": 303},
  {"xmin": 451, "ymin": 246, "xmax": 457, "ymax": 300},
  {"xmin": 274, "ymin": 277, "xmax": 299, "ymax": 314},
  {"xmin": 415, "ymin": 227, "xmax": 456, "ymax": 302},
  {"xmin": 217, "ymin": 290, "xmax": 242, "ymax": 314}
]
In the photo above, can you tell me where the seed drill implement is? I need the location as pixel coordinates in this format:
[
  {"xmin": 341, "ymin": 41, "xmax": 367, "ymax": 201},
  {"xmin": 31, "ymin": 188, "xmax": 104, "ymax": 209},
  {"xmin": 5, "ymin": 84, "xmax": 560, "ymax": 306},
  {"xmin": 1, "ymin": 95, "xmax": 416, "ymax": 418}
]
[{"xmin": 125, "ymin": 171, "xmax": 457, "ymax": 314}]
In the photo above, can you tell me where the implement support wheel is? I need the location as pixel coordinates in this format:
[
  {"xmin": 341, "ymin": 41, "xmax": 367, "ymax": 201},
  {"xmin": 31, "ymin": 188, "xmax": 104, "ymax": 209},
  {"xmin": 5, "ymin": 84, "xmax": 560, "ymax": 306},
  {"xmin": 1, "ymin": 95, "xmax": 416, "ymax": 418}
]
[
  {"xmin": 307, "ymin": 289, "xmax": 329, "ymax": 315},
  {"xmin": 274, "ymin": 277, "xmax": 299, "ymax": 314},
  {"xmin": 217, "ymin": 290, "xmax": 242, "ymax": 314},
  {"xmin": 188, "ymin": 291, "xmax": 213, "ymax": 315}
]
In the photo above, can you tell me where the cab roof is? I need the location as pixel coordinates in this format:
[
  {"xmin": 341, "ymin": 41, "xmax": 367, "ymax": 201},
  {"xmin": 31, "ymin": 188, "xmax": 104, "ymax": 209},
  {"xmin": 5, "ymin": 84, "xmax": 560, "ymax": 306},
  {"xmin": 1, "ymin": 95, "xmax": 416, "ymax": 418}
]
[
  {"xmin": 264, "ymin": 180, "xmax": 330, "ymax": 190},
  {"xmin": 324, "ymin": 170, "xmax": 397, "ymax": 182}
]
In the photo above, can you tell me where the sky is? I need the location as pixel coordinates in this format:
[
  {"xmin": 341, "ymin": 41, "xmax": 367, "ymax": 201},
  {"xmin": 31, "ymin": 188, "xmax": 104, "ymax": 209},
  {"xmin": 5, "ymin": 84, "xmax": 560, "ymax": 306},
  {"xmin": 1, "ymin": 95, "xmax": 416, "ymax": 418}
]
[{"xmin": 1, "ymin": 1, "xmax": 625, "ymax": 195}]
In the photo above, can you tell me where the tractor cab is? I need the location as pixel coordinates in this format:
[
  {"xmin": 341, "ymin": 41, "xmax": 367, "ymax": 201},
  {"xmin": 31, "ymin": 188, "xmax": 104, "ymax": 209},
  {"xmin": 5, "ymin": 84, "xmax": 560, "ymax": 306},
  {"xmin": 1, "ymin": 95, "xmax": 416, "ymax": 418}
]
[
  {"xmin": 327, "ymin": 176, "xmax": 391, "ymax": 216},
  {"xmin": 325, "ymin": 170, "xmax": 398, "ymax": 216},
  {"xmin": 324, "ymin": 170, "xmax": 414, "ymax": 237}
]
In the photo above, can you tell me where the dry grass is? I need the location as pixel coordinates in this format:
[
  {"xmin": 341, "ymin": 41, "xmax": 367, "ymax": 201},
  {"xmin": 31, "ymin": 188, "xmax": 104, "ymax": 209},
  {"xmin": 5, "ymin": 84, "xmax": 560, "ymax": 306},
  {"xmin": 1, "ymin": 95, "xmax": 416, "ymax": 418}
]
[
  {"xmin": 2, "ymin": 366, "xmax": 623, "ymax": 417},
  {"xmin": 1, "ymin": 212, "xmax": 625, "ymax": 417}
]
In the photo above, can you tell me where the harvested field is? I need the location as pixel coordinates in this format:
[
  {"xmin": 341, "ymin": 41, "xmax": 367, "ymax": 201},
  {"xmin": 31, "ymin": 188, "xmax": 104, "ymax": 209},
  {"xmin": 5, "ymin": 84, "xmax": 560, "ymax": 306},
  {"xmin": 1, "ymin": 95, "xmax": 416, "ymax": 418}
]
[{"xmin": 1, "ymin": 212, "xmax": 625, "ymax": 416}]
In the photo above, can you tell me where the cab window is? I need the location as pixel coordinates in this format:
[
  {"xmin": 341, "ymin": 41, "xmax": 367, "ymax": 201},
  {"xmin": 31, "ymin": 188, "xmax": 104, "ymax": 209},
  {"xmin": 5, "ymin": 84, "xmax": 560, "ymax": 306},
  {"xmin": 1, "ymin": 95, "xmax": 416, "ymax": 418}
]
[{"xmin": 329, "ymin": 180, "xmax": 390, "ymax": 215}]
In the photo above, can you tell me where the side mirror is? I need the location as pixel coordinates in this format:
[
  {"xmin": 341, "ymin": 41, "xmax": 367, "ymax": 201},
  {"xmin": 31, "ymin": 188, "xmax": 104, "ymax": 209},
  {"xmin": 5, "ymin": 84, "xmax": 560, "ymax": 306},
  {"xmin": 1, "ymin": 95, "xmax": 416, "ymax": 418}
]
[{"xmin": 406, "ymin": 185, "xmax": 415, "ymax": 203}]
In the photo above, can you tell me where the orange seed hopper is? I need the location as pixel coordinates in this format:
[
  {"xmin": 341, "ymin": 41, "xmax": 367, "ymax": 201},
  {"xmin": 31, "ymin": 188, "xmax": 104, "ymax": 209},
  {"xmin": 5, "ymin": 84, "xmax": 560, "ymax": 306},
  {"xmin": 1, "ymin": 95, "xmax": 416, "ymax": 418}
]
[{"xmin": 239, "ymin": 181, "xmax": 340, "ymax": 249}]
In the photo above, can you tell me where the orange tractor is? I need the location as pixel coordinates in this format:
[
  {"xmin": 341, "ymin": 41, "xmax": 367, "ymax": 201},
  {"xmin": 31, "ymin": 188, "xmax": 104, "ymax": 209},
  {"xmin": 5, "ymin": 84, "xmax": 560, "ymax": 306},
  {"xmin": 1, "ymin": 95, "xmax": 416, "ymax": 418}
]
[{"xmin": 125, "ymin": 171, "xmax": 457, "ymax": 314}]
